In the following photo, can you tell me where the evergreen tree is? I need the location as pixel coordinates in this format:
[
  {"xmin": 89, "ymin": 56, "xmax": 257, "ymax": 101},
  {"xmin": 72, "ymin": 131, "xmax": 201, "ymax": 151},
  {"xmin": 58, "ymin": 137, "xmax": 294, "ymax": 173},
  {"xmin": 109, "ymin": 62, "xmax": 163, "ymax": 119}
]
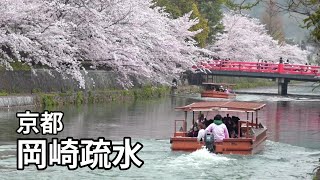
[
  {"xmin": 198, "ymin": 0, "xmax": 224, "ymax": 44},
  {"xmin": 189, "ymin": 3, "xmax": 209, "ymax": 47}
]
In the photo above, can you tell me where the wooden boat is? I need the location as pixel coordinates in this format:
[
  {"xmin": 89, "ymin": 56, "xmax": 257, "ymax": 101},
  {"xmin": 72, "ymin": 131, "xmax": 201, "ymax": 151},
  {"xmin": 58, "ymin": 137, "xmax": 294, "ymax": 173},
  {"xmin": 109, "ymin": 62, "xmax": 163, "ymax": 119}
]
[
  {"xmin": 201, "ymin": 83, "xmax": 236, "ymax": 99},
  {"xmin": 170, "ymin": 101, "xmax": 267, "ymax": 155}
]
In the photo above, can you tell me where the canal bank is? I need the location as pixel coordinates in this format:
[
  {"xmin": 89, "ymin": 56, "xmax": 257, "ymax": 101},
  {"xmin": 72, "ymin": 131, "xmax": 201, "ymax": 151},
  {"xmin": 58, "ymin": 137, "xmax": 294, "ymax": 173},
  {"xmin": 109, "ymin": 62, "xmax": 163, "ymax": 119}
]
[
  {"xmin": 0, "ymin": 95, "xmax": 35, "ymax": 107},
  {"xmin": 0, "ymin": 68, "xmax": 296, "ymax": 107},
  {"xmin": 0, "ymin": 80, "xmax": 306, "ymax": 108},
  {"xmin": 0, "ymin": 86, "xmax": 170, "ymax": 107},
  {"xmin": 0, "ymin": 68, "xmax": 318, "ymax": 108}
]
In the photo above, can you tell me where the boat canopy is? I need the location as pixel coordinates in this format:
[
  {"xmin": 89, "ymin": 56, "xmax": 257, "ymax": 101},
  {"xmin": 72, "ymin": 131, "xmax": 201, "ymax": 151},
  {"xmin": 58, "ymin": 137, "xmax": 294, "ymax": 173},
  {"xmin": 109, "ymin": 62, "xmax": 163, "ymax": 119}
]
[
  {"xmin": 175, "ymin": 101, "xmax": 266, "ymax": 112},
  {"xmin": 202, "ymin": 82, "xmax": 236, "ymax": 86}
]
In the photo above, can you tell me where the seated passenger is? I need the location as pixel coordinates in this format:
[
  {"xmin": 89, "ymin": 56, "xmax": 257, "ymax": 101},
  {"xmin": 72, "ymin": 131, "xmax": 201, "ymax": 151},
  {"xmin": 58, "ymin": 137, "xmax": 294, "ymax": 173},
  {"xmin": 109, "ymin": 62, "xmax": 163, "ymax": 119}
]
[
  {"xmin": 187, "ymin": 122, "xmax": 199, "ymax": 137},
  {"xmin": 197, "ymin": 114, "xmax": 205, "ymax": 124},
  {"xmin": 188, "ymin": 120, "xmax": 207, "ymax": 137},
  {"xmin": 218, "ymin": 85, "xmax": 224, "ymax": 92},
  {"xmin": 197, "ymin": 114, "xmax": 229, "ymax": 142},
  {"xmin": 223, "ymin": 114, "xmax": 233, "ymax": 137},
  {"xmin": 204, "ymin": 118, "xmax": 213, "ymax": 128},
  {"xmin": 223, "ymin": 114, "xmax": 231, "ymax": 123},
  {"xmin": 231, "ymin": 116, "xmax": 240, "ymax": 137},
  {"xmin": 229, "ymin": 123, "xmax": 237, "ymax": 138}
]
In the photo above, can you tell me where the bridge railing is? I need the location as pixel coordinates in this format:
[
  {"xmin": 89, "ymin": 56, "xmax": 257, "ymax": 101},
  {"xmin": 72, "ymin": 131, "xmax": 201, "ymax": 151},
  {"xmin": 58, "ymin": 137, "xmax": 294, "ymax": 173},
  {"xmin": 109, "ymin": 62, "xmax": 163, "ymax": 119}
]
[
  {"xmin": 193, "ymin": 60, "xmax": 320, "ymax": 77},
  {"xmin": 282, "ymin": 64, "xmax": 319, "ymax": 75}
]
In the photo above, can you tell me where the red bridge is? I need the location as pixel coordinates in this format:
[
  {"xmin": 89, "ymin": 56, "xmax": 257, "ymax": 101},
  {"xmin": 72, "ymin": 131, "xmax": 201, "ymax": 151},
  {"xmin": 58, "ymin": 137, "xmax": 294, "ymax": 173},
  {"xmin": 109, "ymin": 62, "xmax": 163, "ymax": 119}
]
[{"xmin": 192, "ymin": 60, "xmax": 320, "ymax": 95}]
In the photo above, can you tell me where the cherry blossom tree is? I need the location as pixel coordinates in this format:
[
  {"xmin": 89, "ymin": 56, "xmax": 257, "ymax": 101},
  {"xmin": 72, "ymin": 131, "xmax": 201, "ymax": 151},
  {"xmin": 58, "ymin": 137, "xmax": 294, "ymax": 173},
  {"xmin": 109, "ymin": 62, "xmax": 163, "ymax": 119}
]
[
  {"xmin": 210, "ymin": 13, "xmax": 310, "ymax": 64},
  {"xmin": 0, "ymin": 0, "xmax": 205, "ymax": 88}
]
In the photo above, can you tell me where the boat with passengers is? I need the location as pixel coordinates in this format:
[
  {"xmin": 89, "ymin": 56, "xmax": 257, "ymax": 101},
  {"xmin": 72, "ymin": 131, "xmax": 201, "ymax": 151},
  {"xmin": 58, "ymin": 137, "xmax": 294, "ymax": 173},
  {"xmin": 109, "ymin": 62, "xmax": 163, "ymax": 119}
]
[
  {"xmin": 170, "ymin": 101, "xmax": 267, "ymax": 155},
  {"xmin": 201, "ymin": 83, "xmax": 236, "ymax": 99}
]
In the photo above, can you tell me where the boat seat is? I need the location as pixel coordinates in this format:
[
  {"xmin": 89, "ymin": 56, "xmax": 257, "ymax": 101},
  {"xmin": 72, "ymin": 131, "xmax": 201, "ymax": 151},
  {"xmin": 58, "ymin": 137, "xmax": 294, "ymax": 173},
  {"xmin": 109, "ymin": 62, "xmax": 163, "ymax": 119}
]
[{"xmin": 174, "ymin": 132, "xmax": 187, "ymax": 137}]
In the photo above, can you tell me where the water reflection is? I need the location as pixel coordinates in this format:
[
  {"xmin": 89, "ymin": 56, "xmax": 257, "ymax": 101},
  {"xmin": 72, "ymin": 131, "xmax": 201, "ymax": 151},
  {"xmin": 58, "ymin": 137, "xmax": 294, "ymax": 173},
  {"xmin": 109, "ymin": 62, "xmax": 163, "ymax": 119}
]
[{"xmin": 263, "ymin": 101, "xmax": 320, "ymax": 149}]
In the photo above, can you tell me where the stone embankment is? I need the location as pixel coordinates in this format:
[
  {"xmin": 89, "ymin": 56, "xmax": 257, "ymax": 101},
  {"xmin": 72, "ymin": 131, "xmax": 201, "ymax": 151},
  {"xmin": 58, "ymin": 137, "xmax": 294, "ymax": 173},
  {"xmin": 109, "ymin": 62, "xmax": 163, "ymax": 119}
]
[
  {"xmin": 0, "ymin": 85, "xmax": 170, "ymax": 107},
  {"xmin": 0, "ymin": 96, "xmax": 35, "ymax": 107}
]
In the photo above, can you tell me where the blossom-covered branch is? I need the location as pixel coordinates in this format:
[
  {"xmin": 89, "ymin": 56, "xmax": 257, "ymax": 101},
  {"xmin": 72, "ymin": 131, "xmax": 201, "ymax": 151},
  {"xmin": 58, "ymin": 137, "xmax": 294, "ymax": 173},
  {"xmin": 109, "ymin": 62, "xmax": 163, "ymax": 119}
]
[
  {"xmin": 210, "ymin": 13, "xmax": 309, "ymax": 64},
  {"xmin": 0, "ymin": 0, "xmax": 204, "ymax": 88}
]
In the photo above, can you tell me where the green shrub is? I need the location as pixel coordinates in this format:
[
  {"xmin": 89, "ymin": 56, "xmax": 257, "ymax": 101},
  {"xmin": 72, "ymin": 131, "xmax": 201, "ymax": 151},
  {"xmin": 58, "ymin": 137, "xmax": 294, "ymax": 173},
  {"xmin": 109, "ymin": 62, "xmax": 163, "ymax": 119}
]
[
  {"xmin": 41, "ymin": 94, "xmax": 58, "ymax": 107},
  {"xmin": 76, "ymin": 91, "xmax": 84, "ymax": 105},
  {"xmin": 88, "ymin": 90, "xmax": 94, "ymax": 103},
  {"xmin": 0, "ymin": 90, "xmax": 8, "ymax": 96},
  {"xmin": 32, "ymin": 88, "xmax": 41, "ymax": 94},
  {"xmin": 142, "ymin": 85, "xmax": 153, "ymax": 98},
  {"xmin": 10, "ymin": 61, "xmax": 31, "ymax": 71}
]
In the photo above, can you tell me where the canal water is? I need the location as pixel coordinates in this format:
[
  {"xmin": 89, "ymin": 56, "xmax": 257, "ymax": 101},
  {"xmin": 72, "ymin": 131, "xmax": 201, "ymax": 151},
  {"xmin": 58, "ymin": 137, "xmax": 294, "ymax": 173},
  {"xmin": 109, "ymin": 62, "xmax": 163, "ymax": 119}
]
[{"xmin": 0, "ymin": 85, "xmax": 319, "ymax": 179}]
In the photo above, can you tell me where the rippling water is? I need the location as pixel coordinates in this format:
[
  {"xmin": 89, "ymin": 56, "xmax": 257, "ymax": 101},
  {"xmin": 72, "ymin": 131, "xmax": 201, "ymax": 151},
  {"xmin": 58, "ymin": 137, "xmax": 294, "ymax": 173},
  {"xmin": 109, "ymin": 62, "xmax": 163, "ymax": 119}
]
[
  {"xmin": 0, "ymin": 84, "xmax": 319, "ymax": 179},
  {"xmin": 0, "ymin": 140, "xmax": 318, "ymax": 180}
]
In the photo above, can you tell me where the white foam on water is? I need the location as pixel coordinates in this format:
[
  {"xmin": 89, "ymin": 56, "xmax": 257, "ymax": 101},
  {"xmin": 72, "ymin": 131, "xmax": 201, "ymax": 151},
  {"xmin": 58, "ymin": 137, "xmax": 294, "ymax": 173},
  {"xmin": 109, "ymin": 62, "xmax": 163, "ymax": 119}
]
[
  {"xmin": 297, "ymin": 97, "xmax": 309, "ymax": 100},
  {"xmin": 188, "ymin": 93, "xmax": 315, "ymax": 102},
  {"xmin": 0, "ymin": 140, "xmax": 317, "ymax": 180},
  {"xmin": 107, "ymin": 123, "xmax": 120, "ymax": 127},
  {"xmin": 0, "ymin": 145, "xmax": 15, "ymax": 152},
  {"xmin": 188, "ymin": 148, "xmax": 234, "ymax": 161},
  {"xmin": 294, "ymin": 98, "xmax": 320, "ymax": 101},
  {"xmin": 0, "ymin": 155, "xmax": 15, "ymax": 158},
  {"xmin": 166, "ymin": 147, "xmax": 236, "ymax": 170},
  {"xmin": 235, "ymin": 94, "xmax": 296, "ymax": 102}
]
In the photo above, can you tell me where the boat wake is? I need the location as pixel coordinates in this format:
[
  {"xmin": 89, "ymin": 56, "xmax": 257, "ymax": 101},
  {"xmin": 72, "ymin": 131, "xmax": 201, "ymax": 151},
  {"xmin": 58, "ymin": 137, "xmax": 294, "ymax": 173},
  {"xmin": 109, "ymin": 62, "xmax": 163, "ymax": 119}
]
[
  {"xmin": 189, "ymin": 148, "xmax": 235, "ymax": 161},
  {"xmin": 167, "ymin": 147, "xmax": 236, "ymax": 170}
]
